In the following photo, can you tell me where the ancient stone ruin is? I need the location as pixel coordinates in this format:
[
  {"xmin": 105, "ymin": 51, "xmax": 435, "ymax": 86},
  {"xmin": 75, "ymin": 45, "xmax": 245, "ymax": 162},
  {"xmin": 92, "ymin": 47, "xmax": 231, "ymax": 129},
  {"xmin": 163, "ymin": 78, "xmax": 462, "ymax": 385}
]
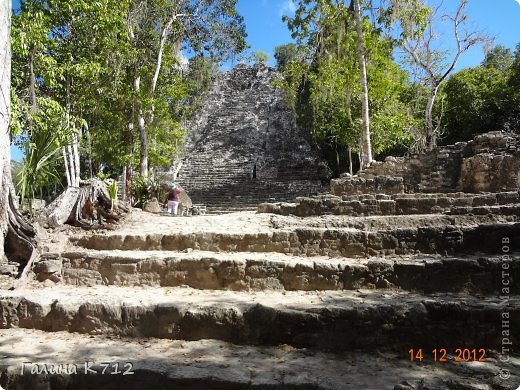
[
  {"xmin": 0, "ymin": 120, "xmax": 519, "ymax": 385},
  {"xmin": 175, "ymin": 63, "xmax": 331, "ymax": 212},
  {"xmin": 261, "ymin": 131, "xmax": 520, "ymax": 217},
  {"xmin": 341, "ymin": 131, "xmax": 520, "ymax": 194}
]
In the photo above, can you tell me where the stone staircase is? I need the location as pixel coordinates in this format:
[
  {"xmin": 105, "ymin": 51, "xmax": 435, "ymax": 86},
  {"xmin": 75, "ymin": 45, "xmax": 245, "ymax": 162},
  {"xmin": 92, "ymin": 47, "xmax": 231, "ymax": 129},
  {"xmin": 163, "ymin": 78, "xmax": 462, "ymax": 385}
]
[
  {"xmin": 171, "ymin": 63, "xmax": 330, "ymax": 212},
  {"xmin": 1, "ymin": 131, "xmax": 519, "ymax": 388},
  {"xmin": 259, "ymin": 190, "xmax": 520, "ymax": 218},
  {"xmin": 0, "ymin": 208, "xmax": 519, "ymax": 389}
]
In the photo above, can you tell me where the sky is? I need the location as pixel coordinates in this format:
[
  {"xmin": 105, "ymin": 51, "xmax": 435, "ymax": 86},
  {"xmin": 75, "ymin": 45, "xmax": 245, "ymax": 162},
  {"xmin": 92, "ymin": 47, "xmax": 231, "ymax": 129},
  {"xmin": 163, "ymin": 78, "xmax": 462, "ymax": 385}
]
[
  {"xmin": 10, "ymin": 0, "xmax": 520, "ymax": 161},
  {"xmin": 239, "ymin": 0, "xmax": 520, "ymax": 69}
]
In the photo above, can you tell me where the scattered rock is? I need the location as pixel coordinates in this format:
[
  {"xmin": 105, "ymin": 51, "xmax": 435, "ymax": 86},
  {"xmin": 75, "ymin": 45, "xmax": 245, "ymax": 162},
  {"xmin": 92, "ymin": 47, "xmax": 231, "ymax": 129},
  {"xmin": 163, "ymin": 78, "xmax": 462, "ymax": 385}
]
[{"xmin": 143, "ymin": 198, "xmax": 162, "ymax": 214}]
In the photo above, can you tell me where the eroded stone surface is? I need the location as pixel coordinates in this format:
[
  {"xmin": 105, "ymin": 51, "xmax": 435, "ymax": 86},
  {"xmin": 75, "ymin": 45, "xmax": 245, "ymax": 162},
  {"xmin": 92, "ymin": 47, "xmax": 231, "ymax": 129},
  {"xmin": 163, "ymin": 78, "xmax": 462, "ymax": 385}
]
[
  {"xmin": 1, "ymin": 329, "xmax": 518, "ymax": 390},
  {"xmin": 330, "ymin": 132, "xmax": 520, "ymax": 196},
  {"xmin": 0, "ymin": 287, "xmax": 518, "ymax": 352},
  {"xmin": 42, "ymin": 250, "xmax": 520, "ymax": 295},
  {"xmin": 7, "ymin": 205, "xmax": 520, "ymax": 388},
  {"xmin": 69, "ymin": 222, "xmax": 520, "ymax": 257},
  {"xmin": 259, "ymin": 191, "xmax": 520, "ymax": 218}
]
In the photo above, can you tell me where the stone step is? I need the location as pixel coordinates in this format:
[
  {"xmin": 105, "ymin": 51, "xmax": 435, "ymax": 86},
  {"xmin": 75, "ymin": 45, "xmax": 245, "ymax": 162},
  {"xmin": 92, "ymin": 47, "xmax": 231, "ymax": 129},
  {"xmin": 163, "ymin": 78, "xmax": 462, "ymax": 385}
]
[
  {"xmin": 205, "ymin": 207, "xmax": 258, "ymax": 215},
  {"xmin": 69, "ymin": 222, "xmax": 520, "ymax": 258},
  {"xmin": 1, "ymin": 287, "xmax": 518, "ymax": 352},
  {"xmin": 40, "ymin": 249, "xmax": 520, "ymax": 295},
  {"xmin": 263, "ymin": 191, "xmax": 520, "ymax": 218},
  {"xmin": 2, "ymin": 328, "xmax": 517, "ymax": 390}
]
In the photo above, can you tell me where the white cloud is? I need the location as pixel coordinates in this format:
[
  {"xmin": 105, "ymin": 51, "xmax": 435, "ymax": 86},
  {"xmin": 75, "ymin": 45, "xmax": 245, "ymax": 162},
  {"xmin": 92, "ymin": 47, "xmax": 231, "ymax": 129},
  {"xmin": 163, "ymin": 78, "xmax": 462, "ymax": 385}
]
[
  {"xmin": 516, "ymin": 0, "xmax": 520, "ymax": 5},
  {"xmin": 279, "ymin": 0, "xmax": 296, "ymax": 16}
]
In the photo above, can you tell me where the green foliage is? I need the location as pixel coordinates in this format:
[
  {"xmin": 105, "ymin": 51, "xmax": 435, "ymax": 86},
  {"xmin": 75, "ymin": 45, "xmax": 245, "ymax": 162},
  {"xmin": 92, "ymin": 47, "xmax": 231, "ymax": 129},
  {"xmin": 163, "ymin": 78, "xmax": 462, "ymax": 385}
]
[
  {"xmin": 442, "ymin": 43, "xmax": 520, "ymax": 143},
  {"xmin": 501, "ymin": 44, "xmax": 520, "ymax": 133},
  {"xmin": 11, "ymin": 0, "xmax": 247, "ymax": 188},
  {"xmin": 482, "ymin": 45, "xmax": 513, "ymax": 72},
  {"xmin": 16, "ymin": 98, "xmax": 71, "ymax": 212},
  {"xmin": 131, "ymin": 175, "xmax": 152, "ymax": 208},
  {"xmin": 108, "ymin": 180, "xmax": 118, "ymax": 211},
  {"xmin": 9, "ymin": 91, "xmax": 24, "ymax": 137},
  {"xmin": 148, "ymin": 104, "xmax": 186, "ymax": 169},
  {"xmin": 97, "ymin": 170, "xmax": 111, "ymax": 180},
  {"xmin": 251, "ymin": 50, "xmax": 269, "ymax": 64},
  {"xmin": 130, "ymin": 174, "xmax": 166, "ymax": 208},
  {"xmin": 380, "ymin": 0, "xmax": 431, "ymax": 43},
  {"xmin": 443, "ymin": 66, "xmax": 507, "ymax": 142},
  {"xmin": 280, "ymin": 0, "xmax": 413, "ymax": 174},
  {"xmin": 274, "ymin": 43, "xmax": 299, "ymax": 71},
  {"xmin": 176, "ymin": 57, "xmax": 215, "ymax": 119}
]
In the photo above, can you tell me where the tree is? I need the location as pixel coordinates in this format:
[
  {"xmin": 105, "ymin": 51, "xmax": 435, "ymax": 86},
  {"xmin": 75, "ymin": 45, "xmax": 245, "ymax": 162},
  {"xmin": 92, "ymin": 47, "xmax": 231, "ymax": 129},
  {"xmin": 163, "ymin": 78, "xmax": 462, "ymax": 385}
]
[
  {"xmin": 280, "ymin": 0, "xmax": 411, "ymax": 175},
  {"xmin": 11, "ymin": 0, "xmax": 244, "ymax": 211},
  {"xmin": 12, "ymin": 0, "xmax": 133, "ymax": 190},
  {"xmin": 284, "ymin": 0, "xmax": 378, "ymax": 169},
  {"xmin": 274, "ymin": 43, "xmax": 299, "ymax": 71},
  {"xmin": 386, "ymin": 0, "xmax": 488, "ymax": 150},
  {"xmin": 16, "ymin": 98, "xmax": 72, "ymax": 212},
  {"xmin": 442, "ymin": 45, "xmax": 513, "ymax": 143},
  {"xmin": 0, "ymin": 0, "xmax": 11, "ymax": 264},
  {"xmin": 482, "ymin": 45, "xmax": 513, "ymax": 72},
  {"xmin": 126, "ymin": 0, "xmax": 246, "ymax": 177},
  {"xmin": 0, "ymin": 0, "xmax": 36, "ymax": 268},
  {"xmin": 501, "ymin": 43, "xmax": 520, "ymax": 133},
  {"xmin": 252, "ymin": 49, "xmax": 269, "ymax": 65},
  {"xmin": 352, "ymin": 0, "xmax": 372, "ymax": 168}
]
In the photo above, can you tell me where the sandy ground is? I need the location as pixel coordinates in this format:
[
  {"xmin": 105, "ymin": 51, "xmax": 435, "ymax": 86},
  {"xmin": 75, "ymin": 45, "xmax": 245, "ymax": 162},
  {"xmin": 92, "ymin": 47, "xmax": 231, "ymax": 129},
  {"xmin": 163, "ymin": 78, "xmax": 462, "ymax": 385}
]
[
  {"xmin": 115, "ymin": 209, "xmax": 519, "ymax": 236},
  {"xmin": 1, "ymin": 328, "xmax": 519, "ymax": 390},
  {"xmin": 118, "ymin": 209, "xmax": 276, "ymax": 235}
]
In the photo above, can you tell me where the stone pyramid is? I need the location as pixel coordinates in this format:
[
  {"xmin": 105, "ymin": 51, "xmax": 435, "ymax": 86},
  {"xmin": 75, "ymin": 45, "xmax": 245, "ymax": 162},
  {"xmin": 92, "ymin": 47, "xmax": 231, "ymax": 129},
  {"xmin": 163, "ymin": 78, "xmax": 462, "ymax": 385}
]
[{"xmin": 175, "ymin": 63, "xmax": 331, "ymax": 211}]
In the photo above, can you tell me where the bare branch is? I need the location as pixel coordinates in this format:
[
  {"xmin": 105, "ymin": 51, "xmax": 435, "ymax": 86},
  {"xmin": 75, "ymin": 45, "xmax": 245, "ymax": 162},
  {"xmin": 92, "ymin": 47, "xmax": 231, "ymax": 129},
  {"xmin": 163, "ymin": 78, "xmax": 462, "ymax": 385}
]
[{"xmin": 391, "ymin": 0, "xmax": 489, "ymax": 149}]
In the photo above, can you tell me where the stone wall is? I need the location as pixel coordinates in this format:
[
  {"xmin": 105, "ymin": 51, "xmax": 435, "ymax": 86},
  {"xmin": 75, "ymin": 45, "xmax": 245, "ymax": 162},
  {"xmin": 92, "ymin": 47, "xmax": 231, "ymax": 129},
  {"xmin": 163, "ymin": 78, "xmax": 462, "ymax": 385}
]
[
  {"xmin": 461, "ymin": 132, "xmax": 520, "ymax": 192},
  {"xmin": 260, "ymin": 191, "xmax": 520, "ymax": 217},
  {"xmin": 50, "ymin": 249, "xmax": 519, "ymax": 295},
  {"xmin": 331, "ymin": 132, "xmax": 520, "ymax": 195},
  {"xmin": 173, "ymin": 63, "xmax": 331, "ymax": 208},
  {"xmin": 71, "ymin": 222, "xmax": 520, "ymax": 258}
]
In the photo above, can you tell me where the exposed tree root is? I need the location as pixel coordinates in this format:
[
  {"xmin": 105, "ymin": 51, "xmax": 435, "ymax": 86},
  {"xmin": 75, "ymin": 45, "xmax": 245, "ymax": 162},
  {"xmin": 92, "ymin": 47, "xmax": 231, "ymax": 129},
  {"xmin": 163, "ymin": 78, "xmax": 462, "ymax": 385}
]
[{"xmin": 39, "ymin": 178, "xmax": 129, "ymax": 229}]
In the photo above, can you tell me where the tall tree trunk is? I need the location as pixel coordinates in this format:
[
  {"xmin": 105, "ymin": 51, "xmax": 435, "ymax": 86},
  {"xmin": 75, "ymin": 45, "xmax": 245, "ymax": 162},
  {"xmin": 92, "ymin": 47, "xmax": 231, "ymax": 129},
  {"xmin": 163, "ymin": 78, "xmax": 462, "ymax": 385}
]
[
  {"xmin": 144, "ymin": 18, "xmax": 178, "ymax": 174},
  {"xmin": 151, "ymin": 18, "xmax": 175, "ymax": 96},
  {"xmin": 65, "ymin": 76, "xmax": 81, "ymax": 187},
  {"xmin": 29, "ymin": 46, "xmax": 38, "ymax": 115},
  {"xmin": 62, "ymin": 147, "xmax": 72, "ymax": 187},
  {"xmin": 67, "ymin": 143, "xmax": 76, "ymax": 186},
  {"xmin": 84, "ymin": 122, "xmax": 93, "ymax": 179},
  {"xmin": 138, "ymin": 109, "xmax": 147, "ymax": 177},
  {"xmin": 63, "ymin": 77, "xmax": 73, "ymax": 186},
  {"xmin": 123, "ymin": 113, "xmax": 134, "ymax": 203},
  {"xmin": 133, "ymin": 75, "xmax": 148, "ymax": 178},
  {"xmin": 353, "ymin": 0, "xmax": 373, "ymax": 169},
  {"xmin": 125, "ymin": 164, "xmax": 133, "ymax": 204},
  {"xmin": 138, "ymin": 112, "xmax": 147, "ymax": 177},
  {"xmin": 348, "ymin": 146, "xmax": 353, "ymax": 176},
  {"xmin": 0, "ymin": 0, "xmax": 11, "ymax": 263},
  {"xmin": 121, "ymin": 165, "xmax": 127, "ymax": 203},
  {"xmin": 425, "ymin": 83, "xmax": 440, "ymax": 151},
  {"xmin": 72, "ymin": 128, "xmax": 80, "ymax": 186},
  {"xmin": 0, "ymin": 0, "xmax": 36, "ymax": 266}
]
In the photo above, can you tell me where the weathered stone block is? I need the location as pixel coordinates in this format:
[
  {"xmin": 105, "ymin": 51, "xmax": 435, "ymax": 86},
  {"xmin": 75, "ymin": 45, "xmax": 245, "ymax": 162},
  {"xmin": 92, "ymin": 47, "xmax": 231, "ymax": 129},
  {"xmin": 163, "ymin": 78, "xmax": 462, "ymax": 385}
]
[
  {"xmin": 34, "ymin": 259, "xmax": 62, "ymax": 274},
  {"xmin": 143, "ymin": 198, "xmax": 162, "ymax": 214}
]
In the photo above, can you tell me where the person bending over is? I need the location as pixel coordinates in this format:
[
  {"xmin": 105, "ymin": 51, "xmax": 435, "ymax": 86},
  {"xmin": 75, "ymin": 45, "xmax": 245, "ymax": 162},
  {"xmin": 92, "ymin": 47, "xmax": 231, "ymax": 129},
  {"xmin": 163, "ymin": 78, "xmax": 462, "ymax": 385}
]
[{"xmin": 166, "ymin": 182, "xmax": 181, "ymax": 215}]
